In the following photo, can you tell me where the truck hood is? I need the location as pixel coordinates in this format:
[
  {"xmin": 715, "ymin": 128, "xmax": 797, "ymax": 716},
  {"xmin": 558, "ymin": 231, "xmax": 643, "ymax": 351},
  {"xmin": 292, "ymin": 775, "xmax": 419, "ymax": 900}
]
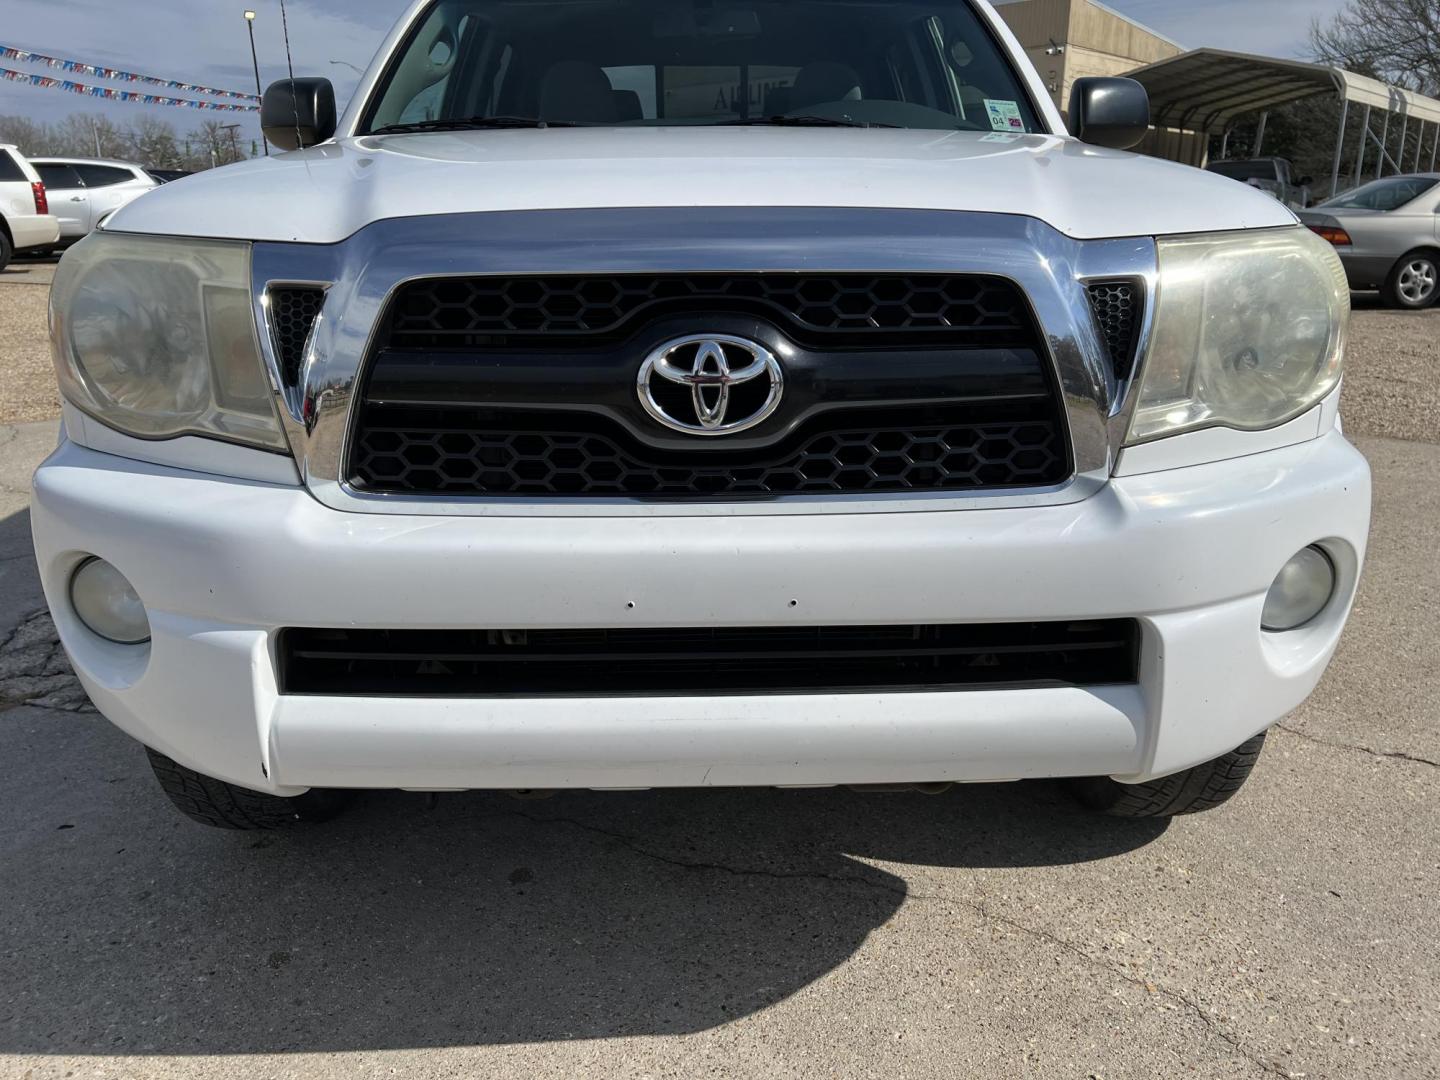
[{"xmin": 108, "ymin": 127, "xmax": 1296, "ymax": 244}]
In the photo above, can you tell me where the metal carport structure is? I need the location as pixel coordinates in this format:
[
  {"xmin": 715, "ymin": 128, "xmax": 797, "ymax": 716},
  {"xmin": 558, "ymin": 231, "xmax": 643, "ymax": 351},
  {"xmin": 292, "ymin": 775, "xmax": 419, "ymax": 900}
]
[{"xmin": 1126, "ymin": 48, "xmax": 1440, "ymax": 195}]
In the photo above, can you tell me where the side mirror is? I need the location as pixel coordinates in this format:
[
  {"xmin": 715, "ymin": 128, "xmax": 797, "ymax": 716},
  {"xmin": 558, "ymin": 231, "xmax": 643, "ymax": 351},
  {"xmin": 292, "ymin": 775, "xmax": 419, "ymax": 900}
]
[
  {"xmin": 1068, "ymin": 77, "xmax": 1150, "ymax": 151},
  {"xmin": 261, "ymin": 78, "xmax": 337, "ymax": 151}
]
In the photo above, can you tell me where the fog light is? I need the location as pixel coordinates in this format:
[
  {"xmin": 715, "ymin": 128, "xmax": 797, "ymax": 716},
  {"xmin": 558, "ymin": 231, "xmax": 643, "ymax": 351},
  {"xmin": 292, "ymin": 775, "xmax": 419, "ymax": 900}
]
[
  {"xmin": 69, "ymin": 557, "xmax": 151, "ymax": 644},
  {"xmin": 1262, "ymin": 547, "xmax": 1336, "ymax": 632}
]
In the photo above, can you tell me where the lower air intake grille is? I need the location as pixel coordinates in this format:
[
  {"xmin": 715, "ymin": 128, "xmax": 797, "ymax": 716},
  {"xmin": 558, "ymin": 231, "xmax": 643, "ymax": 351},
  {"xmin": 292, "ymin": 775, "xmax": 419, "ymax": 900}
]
[
  {"xmin": 269, "ymin": 286, "xmax": 326, "ymax": 386},
  {"xmin": 277, "ymin": 621, "xmax": 1141, "ymax": 697},
  {"xmin": 349, "ymin": 402, "xmax": 1068, "ymax": 497},
  {"xmin": 1086, "ymin": 280, "xmax": 1142, "ymax": 380}
]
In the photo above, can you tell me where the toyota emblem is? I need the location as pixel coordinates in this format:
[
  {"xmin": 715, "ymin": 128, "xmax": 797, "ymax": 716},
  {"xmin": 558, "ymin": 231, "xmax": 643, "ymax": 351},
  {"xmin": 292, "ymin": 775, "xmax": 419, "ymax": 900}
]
[{"xmin": 636, "ymin": 334, "xmax": 784, "ymax": 436}]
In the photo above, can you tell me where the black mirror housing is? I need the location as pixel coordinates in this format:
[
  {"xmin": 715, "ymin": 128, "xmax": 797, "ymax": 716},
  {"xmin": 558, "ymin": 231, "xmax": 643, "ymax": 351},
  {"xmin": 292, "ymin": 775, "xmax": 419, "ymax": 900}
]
[
  {"xmin": 1068, "ymin": 77, "xmax": 1150, "ymax": 151},
  {"xmin": 261, "ymin": 78, "xmax": 338, "ymax": 151}
]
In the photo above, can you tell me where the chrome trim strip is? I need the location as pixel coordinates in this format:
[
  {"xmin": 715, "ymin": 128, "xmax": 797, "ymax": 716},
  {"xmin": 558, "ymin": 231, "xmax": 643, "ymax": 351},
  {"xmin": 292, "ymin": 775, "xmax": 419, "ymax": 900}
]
[
  {"xmin": 254, "ymin": 278, "xmax": 332, "ymax": 423},
  {"xmin": 1073, "ymin": 237, "xmax": 1160, "ymax": 451},
  {"xmin": 249, "ymin": 207, "xmax": 1156, "ymax": 517}
]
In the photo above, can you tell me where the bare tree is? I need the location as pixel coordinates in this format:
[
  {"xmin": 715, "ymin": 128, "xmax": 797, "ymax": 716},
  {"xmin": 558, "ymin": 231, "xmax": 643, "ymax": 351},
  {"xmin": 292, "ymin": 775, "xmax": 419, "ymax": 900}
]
[
  {"xmin": 1311, "ymin": 0, "xmax": 1440, "ymax": 95},
  {"xmin": 190, "ymin": 118, "xmax": 247, "ymax": 168},
  {"xmin": 52, "ymin": 114, "xmax": 127, "ymax": 158},
  {"xmin": 0, "ymin": 111, "xmax": 244, "ymax": 172},
  {"xmin": 127, "ymin": 116, "xmax": 183, "ymax": 169},
  {"xmin": 0, "ymin": 115, "xmax": 48, "ymax": 154}
]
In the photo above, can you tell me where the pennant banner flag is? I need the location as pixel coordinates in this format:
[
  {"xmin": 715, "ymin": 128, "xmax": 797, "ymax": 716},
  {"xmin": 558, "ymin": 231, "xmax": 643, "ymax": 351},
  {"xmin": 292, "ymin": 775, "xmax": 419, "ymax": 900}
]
[
  {"xmin": 0, "ymin": 66, "xmax": 259, "ymax": 112},
  {"xmin": 0, "ymin": 44, "xmax": 259, "ymax": 103}
]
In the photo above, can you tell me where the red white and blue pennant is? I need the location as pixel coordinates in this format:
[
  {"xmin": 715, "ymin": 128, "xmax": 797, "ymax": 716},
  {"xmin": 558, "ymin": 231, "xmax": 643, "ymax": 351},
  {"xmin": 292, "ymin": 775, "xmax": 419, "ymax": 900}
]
[{"xmin": 0, "ymin": 44, "xmax": 259, "ymax": 111}]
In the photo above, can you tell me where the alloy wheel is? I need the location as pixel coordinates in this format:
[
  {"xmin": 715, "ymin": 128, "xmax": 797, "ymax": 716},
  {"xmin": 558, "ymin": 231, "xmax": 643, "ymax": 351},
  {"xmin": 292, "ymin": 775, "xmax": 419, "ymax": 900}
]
[{"xmin": 1398, "ymin": 259, "xmax": 1438, "ymax": 305}]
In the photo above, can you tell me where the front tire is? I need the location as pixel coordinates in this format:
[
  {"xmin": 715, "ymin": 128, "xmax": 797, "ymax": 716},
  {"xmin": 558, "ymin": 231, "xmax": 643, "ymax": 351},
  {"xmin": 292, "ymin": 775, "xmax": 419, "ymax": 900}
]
[
  {"xmin": 146, "ymin": 748, "xmax": 352, "ymax": 830},
  {"xmin": 1382, "ymin": 251, "xmax": 1439, "ymax": 309},
  {"xmin": 1068, "ymin": 732, "xmax": 1266, "ymax": 818}
]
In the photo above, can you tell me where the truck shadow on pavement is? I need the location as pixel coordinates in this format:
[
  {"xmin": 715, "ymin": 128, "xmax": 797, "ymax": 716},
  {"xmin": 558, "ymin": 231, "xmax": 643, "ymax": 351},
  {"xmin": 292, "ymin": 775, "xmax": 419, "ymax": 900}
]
[
  {"xmin": 0, "ymin": 507, "xmax": 1168, "ymax": 1057},
  {"xmin": 2, "ymin": 715, "xmax": 1168, "ymax": 1057}
]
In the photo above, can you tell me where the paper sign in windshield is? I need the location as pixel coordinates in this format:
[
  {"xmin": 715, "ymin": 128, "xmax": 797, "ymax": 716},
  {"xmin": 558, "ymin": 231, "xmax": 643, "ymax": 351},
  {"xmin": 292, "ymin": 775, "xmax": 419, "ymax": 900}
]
[{"xmin": 984, "ymin": 99, "xmax": 1026, "ymax": 132}]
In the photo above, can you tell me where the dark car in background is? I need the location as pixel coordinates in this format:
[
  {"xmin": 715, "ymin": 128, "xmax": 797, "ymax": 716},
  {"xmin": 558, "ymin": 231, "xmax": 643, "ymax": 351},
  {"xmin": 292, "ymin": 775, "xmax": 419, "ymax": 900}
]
[{"xmin": 1302, "ymin": 174, "xmax": 1440, "ymax": 309}]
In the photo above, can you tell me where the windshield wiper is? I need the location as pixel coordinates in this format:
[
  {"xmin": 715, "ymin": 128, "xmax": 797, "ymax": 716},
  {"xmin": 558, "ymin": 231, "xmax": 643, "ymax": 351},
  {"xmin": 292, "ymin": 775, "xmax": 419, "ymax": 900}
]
[
  {"xmin": 370, "ymin": 116, "xmax": 581, "ymax": 135},
  {"xmin": 719, "ymin": 114, "xmax": 901, "ymax": 129}
]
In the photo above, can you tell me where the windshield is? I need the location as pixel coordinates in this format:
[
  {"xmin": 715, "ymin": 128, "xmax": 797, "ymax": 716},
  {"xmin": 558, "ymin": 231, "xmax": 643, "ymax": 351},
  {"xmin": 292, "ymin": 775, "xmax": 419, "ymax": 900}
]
[
  {"xmin": 1321, "ymin": 176, "xmax": 1439, "ymax": 212},
  {"xmin": 359, "ymin": 0, "xmax": 1044, "ymax": 134}
]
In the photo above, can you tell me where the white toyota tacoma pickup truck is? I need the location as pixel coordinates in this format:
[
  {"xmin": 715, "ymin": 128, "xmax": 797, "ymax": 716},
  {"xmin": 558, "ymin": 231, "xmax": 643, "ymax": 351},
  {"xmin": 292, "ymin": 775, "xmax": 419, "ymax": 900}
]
[{"xmin": 34, "ymin": 0, "xmax": 1371, "ymax": 829}]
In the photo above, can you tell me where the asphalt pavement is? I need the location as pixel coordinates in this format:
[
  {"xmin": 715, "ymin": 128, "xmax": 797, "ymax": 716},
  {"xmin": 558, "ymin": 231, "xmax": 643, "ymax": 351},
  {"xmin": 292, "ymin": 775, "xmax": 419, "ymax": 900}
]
[{"xmin": 0, "ymin": 299, "xmax": 1437, "ymax": 1077}]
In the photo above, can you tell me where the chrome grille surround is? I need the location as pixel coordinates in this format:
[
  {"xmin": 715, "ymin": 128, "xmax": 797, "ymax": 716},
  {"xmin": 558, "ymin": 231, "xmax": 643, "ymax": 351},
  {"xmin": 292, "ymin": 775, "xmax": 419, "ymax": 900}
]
[{"xmin": 249, "ymin": 207, "xmax": 1158, "ymax": 517}]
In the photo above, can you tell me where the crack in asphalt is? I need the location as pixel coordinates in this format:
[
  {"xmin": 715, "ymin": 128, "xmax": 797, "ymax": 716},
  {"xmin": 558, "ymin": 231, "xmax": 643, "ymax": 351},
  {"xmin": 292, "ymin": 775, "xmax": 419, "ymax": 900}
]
[
  {"xmin": 968, "ymin": 891, "xmax": 1297, "ymax": 1078},
  {"xmin": 1276, "ymin": 722, "xmax": 1439, "ymax": 769},
  {"xmin": 505, "ymin": 808, "xmax": 924, "ymax": 896},
  {"xmin": 0, "ymin": 608, "xmax": 92, "ymax": 714},
  {"xmin": 508, "ymin": 808, "xmax": 1296, "ymax": 1078}
]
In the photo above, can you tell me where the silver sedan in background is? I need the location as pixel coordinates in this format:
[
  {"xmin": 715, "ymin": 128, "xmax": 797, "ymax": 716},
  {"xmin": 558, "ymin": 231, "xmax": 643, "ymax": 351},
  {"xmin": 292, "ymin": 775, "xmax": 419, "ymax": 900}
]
[{"xmin": 1301, "ymin": 174, "xmax": 1440, "ymax": 309}]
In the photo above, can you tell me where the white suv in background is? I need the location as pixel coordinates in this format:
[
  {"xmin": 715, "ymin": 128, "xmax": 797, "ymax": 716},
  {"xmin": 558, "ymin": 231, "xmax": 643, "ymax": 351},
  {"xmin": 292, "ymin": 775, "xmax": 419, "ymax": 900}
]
[
  {"xmin": 28, "ymin": 158, "xmax": 157, "ymax": 248},
  {"xmin": 0, "ymin": 144, "xmax": 59, "ymax": 270}
]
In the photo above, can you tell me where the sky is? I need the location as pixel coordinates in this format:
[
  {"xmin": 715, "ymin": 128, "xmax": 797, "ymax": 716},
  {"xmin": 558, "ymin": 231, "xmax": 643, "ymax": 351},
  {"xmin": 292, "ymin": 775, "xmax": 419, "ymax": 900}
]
[{"xmin": 0, "ymin": 0, "xmax": 1353, "ymax": 138}]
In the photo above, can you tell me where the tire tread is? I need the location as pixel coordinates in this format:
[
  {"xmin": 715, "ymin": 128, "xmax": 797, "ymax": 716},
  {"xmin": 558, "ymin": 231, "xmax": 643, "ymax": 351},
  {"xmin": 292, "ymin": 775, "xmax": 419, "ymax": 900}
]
[
  {"xmin": 1071, "ymin": 733, "xmax": 1266, "ymax": 818},
  {"xmin": 146, "ymin": 748, "xmax": 350, "ymax": 830}
]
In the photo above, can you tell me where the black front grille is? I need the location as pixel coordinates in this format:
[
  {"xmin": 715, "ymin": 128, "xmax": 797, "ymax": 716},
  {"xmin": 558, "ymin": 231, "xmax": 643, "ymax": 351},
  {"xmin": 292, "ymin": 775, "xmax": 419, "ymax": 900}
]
[
  {"xmin": 351, "ymin": 272, "xmax": 1069, "ymax": 499},
  {"xmin": 277, "ymin": 621, "xmax": 1141, "ymax": 697},
  {"xmin": 269, "ymin": 286, "xmax": 326, "ymax": 386},
  {"xmin": 388, "ymin": 273, "xmax": 1033, "ymax": 347},
  {"xmin": 350, "ymin": 401, "xmax": 1067, "ymax": 496},
  {"xmin": 1086, "ymin": 280, "xmax": 1142, "ymax": 380}
]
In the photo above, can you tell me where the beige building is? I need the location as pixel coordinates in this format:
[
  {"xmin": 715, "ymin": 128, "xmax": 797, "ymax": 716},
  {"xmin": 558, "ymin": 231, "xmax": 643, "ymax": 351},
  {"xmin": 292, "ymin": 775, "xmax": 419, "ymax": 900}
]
[
  {"xmin": 996, "ymin": 0, "xmax": 1183, "ymax": 109},
  {"xmin": 996, "ymin": 0, "xmax": 1208, "ymax": 163}
]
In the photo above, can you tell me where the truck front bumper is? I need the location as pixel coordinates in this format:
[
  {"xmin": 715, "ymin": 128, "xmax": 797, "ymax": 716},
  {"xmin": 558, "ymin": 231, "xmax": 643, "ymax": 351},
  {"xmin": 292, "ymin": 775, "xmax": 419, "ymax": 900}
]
[{"xmin": 31, "ymin": 431, "xmax": 1371, "ymax": 794}]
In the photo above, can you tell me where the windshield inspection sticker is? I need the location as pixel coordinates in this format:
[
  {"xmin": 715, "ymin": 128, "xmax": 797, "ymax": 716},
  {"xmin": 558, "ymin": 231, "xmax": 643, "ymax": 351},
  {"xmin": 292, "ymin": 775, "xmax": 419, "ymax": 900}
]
[{"xmin": 984, "ymin": 99, "xmax": 1026, "ymax": 132}]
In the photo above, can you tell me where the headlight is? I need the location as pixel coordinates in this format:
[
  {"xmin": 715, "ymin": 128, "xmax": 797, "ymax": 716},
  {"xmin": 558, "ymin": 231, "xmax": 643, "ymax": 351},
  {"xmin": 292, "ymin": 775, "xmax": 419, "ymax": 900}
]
[
  {"xmin": 49, "ymin": 232, "xmax": 288, "ymax": 453},
  {"xmin": 1127, "ymin": 227, "xmax": 1348, "ymax": 445}
]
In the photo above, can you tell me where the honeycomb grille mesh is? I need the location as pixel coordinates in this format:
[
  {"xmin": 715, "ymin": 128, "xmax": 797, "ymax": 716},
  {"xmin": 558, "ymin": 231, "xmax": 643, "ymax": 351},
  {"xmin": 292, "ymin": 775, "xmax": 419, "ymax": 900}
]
[
  {"xmin": 350, "ymin": 404, "xmax": 1067, "ymax": 497},
  {"xmin": 269, "ymin": 286, "xmax": 326, "ymax": 386},
  {"xmin": 388, "ymin": 273, "xmax": 1032, "ymax": 345},
  {"xmin": 1086, "ymin": 281, "xmax": 1142, "ymax": 379}
]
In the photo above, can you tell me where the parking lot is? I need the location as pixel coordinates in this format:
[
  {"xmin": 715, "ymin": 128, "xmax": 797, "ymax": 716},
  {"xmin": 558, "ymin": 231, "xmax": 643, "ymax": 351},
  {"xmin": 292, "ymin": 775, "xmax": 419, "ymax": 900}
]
[{"xmin": 1, "ymin": 254, "xmax": 1437, "ymax": 1079}]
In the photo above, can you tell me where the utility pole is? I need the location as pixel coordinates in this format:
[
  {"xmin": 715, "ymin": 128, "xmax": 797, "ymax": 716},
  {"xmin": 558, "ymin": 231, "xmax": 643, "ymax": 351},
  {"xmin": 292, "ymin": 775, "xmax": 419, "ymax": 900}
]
[
  {"xmin": 244, "ymin": 10, "xmax": 269, "ymax": 155},
  {"xmin": 221, "ymin": 122, "xmax": 242, "ymax": 163},
  {"xmin": 92, "ymin": 120, "xmax": 102, "ymax": 157}
]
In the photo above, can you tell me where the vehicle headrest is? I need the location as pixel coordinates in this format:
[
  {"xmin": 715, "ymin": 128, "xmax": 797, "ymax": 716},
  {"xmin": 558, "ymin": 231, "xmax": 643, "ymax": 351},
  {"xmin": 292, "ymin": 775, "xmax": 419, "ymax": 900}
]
[
  {"xmin": 611, "ymin": 89, "xmax": 643, "ymax": 122},
  {"xmin": 540, "ymin": 61, "xmax": 618, "ymax": 124}
]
